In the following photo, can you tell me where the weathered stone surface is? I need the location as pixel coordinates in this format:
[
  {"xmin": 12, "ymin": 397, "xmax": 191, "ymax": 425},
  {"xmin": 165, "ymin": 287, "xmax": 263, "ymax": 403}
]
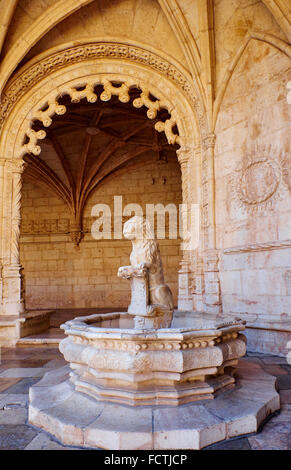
[
  {"xmin": 153, "ymin": 405, "xmax": 226, "ymax": 450},
  {"xmin": 30, "ymin": 390, "xmax": 104, "ymax": 447},
  {"xmin": 0, "ymin": 408, "xmax": 27, "ymax": 425},
  {"xmin": 0, "ymin": 378, "xmax": 21, "ymax": 393},
  {"xmin": 0, "ymin": 393, "xmax": 28, "ymax": 408},
  {"xmin": 276, "ymin": 375, "xmax": 291, "ymax": 390},
  {"xmin": 262, "ymin": 356, "xmax": 290, "ymax": 365},
  {"xmin": 85, "ymin": 405, "xmax": 153, "ymax": 450},
  {"xmin": 24, "ymin": 432, "xmax": 77, "ymax": 450},
  {"xmin": 262, "ymin": 365, "xmax": 288, "ymax": 376},
  {"xmin": 205, "ymin": 437, "xmax": 252, "ymax": 450},
  {"xmin": 3, "ymin": 377, "xmax": 41, "ymax": 394},
  {"xmin": 0, "ymin": 360, "xmax": 48, "ymax": 370},
  {"xmin": 43, "ymin": 358, "xmax": 67, "ymax": 369},
  {"xmin": 248, "ymin": 408, "xmax": 291, "ymax": 451},
  {"xmin": 0, "ymin": 425, "xmax": 38, "ymax": 450},
  {"xmin": 204, "ymin": 389, "xmax": 275, "ymax": 438},
  {"xmin": 279, "ymin": 390, "xmax": 291, "ymax": 404}
]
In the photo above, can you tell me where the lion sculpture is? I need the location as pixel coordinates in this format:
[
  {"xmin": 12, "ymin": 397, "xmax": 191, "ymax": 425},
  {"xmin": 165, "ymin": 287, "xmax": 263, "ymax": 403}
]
[{"xmin": 118, "ymin": 216, "xmax": 174, "ymax": 327}]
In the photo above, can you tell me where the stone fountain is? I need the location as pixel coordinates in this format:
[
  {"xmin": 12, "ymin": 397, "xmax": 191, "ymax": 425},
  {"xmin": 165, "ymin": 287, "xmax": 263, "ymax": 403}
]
[{"xmin": 29, "ymin": 217, "xmax": 280, "ymax": 449}]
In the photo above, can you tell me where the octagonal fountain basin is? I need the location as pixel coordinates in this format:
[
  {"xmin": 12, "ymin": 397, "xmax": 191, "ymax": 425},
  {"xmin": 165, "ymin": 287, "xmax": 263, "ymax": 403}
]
[{"xmin": 59, "ymin": 311, "xmax": 246, "ymax": 406}]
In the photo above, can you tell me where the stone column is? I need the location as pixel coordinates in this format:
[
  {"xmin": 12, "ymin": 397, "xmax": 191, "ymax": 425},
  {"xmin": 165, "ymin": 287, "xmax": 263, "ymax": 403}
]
[
  {"xmin": 194, "ymin": 256, "xmax": 204, "ymax": 311},
  {"xmin": 1, "ymin": 159, "xmax": 26, "ymax": 315},
  {"xmin": 177, "ymin": 146, "xmax": 193, "ymax": 310},
  {"xmin": 189, "ymin": 144, "xmax": 205, "ymax": 312},
  {"xmin": 201, "ymin": 134, "xmax": 221, "ymax": 313},
  {"xmin": 0, "ymin": 159, "xmax": 4, "ymax": 314}
]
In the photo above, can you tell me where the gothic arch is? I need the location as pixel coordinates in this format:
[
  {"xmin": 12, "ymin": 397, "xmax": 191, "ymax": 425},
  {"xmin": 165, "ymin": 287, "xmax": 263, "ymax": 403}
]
[
  {"xmin": 0, "ymin": 0, "xmax": 95, "ymax": 94},
  {"xmin": 213, "ymin": 31, "xmax": 291, "ymax": 128},
  {"xmin": 0, "ymin": 42, "xmax": 207, "ymax": 322},
  {"xmin": 0, "ymin": 40, "xmax": 207, "ymax": 142}
]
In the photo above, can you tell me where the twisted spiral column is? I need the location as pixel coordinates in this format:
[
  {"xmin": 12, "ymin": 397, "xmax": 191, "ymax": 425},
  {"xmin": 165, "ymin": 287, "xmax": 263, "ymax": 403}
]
[
  {"xmin": 177, "ymin": 146, "xmax": 194, "ymax": 310},
  {"xmin": 0, "ymin": 159, "xmax": 5, "ymax": 313},
  {"xmin": 10, "ymin": 160, "xmax": 26, "ymax": 264},
  {"xmin": 1, "ymin": 159, "xmax": 26, "ymax": 316}
]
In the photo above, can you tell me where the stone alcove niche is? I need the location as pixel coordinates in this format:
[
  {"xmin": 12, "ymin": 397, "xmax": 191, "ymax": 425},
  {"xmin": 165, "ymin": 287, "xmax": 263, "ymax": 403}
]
[
  {"xmin": 0, "ymin": 47, "xmax": 207, "ymax": 333},
  {"xmin": 19, "ymin": 83, "xmax": 183, "ymax": 311}
]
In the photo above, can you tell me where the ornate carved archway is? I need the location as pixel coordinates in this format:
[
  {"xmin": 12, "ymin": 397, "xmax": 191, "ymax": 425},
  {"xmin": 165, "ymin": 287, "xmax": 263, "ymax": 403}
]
[{"xmin": 0, "ymin": 41, "xmax": 219, "ymax": 345}]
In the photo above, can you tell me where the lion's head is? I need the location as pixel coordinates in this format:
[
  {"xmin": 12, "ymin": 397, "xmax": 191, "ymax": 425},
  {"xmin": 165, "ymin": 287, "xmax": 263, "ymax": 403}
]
[
  {"xmin": 123, "ymin": 216, "xmax": 160, "ymax": 267},
  {"xmin": 123, "ymin": 216, "xmax": 155, "ymax": 241}
]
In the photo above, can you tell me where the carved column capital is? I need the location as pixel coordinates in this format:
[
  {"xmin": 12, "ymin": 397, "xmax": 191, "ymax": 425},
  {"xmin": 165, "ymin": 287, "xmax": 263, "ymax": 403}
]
[
  {"xmin": 5, "ymin": 158, "xmax": 27, "ymax": 174},
  {"xmin": 202, "ymin": 133, "xmax": 216, "ymax": 151},
  {"xmin": 176, "ymin": 146, "xmax": 193, "ymax": 168}
]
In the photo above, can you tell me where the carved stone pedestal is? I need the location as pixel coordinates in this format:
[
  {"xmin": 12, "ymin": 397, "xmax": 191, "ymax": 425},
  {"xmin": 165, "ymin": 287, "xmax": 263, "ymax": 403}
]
[
  {"xmin": 127, "ymin": 273, "xmax": 173, "ymax": 329},
  {"xmin": 120, "ymin": 259, "xmax": 173, "ymax": 329}
]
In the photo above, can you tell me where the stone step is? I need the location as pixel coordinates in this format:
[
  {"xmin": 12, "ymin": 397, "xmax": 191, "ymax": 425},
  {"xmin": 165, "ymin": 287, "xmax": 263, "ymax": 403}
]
[
  {"xmin": 19, "ymin": 310, "xmax": 54, "ymax": 338},
  {"xmin": 17, "ymin": 328, "xmax": 65, "ymax": 347}
]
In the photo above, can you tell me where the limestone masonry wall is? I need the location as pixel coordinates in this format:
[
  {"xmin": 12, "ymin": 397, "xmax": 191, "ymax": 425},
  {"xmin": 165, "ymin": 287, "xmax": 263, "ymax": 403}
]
[{"xmin": 215, "ymin": 39, "xmax": 291, "ymax": 325}]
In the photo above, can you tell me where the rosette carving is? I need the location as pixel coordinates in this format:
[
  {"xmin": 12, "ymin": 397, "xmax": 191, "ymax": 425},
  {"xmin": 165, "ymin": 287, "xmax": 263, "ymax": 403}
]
[{"xmin": 233, "ymin": 148, "xmax": 288, "ymax": 214}]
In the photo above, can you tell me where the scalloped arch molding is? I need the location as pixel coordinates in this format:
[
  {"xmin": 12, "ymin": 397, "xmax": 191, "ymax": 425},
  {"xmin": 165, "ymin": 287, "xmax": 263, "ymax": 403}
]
[{"xmin": 0, "ymin": 41, "xmax": 205, "ymax": 162}]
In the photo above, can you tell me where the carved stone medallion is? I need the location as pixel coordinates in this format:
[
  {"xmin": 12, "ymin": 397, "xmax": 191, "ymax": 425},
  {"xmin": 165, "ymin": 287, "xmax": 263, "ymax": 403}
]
[
  {"xmin": 239, "ymin": 158, "xmax": 280, "ymax": 205},
  {"xmin": 234, "ymin": 151, "xmax": 284, "ymax": 213}
]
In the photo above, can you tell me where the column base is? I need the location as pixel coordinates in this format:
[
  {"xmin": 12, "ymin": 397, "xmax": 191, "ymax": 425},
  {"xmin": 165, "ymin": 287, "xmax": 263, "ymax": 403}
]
[
  {"xmin": 1, "ymin": 263, "xmax": 25, "ymax": 315},
  {"xmin": 177, "ymin": 298, "xmax": 193, "ymax": 310},
  {"xmin": 178, "ymin": 255, "xmax": 193, "ymax": 311}
]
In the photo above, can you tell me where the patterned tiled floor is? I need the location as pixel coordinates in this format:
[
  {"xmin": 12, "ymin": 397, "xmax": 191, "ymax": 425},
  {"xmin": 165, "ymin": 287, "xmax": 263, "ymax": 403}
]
[{"xmin": 0, "ymin": 346, "xmax": 290, "ymax": 450}]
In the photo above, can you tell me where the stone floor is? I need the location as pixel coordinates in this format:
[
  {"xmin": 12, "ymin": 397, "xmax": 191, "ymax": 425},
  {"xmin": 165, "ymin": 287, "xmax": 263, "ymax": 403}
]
[{"xmin": 0, "ymin": 346, "xmax": 290, "ymax": 450}]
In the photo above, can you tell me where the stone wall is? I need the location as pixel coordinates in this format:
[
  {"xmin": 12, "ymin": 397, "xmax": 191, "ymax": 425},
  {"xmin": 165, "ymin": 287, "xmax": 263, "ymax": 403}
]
[
  {"xmin": 20, "ymin": 159, "xmax": 182, "ymax": 310},
  {"xmin": 215, "ymin": 38, "xmax": 291, "ymax": 353}
]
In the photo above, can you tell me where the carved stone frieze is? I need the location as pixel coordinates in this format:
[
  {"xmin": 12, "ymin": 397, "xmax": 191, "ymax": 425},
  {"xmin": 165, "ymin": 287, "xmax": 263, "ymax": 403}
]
[
  {"xmin": 21, "ymin": 218, "xmax": 70, "ymax": 235},
  {"xmin": 223, "ymin": 239, "xmax": 291, "ymax": 254}
]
